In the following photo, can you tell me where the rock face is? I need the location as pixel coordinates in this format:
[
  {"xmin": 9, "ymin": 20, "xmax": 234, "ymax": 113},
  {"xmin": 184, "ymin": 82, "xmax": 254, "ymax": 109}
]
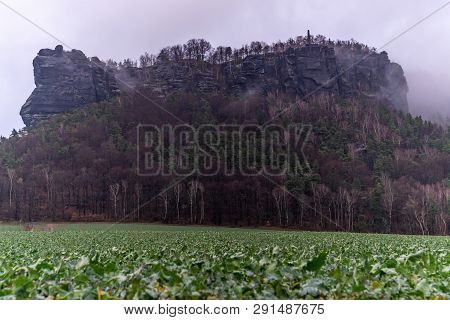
[
  {"xmin": 21, "ymin": 43, "xmax": 408, "ymax": 125},
  {"xmin": 334, "ymin": 47, "xmax": 408, "ymax": 111},
  {"xmin": 221, "ymin": 45, "xmax": 340, "ymax": 97},
  {"xmin": 122, "ymin": 44, "xmax": 408, "ymax": 112},
  {"xmin": 20, "ymin": 46, "xmax": 119, "ymax": 126}
]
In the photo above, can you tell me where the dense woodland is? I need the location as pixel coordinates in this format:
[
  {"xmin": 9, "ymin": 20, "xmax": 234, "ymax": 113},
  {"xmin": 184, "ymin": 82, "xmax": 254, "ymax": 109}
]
[{"xmin": 0, "ymin": 84, "xmax": 449, "ymax": 235}]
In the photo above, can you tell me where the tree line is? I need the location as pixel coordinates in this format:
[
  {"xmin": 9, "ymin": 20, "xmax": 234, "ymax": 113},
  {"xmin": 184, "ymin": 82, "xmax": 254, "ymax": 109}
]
[{"xmin": 105, "ymin": 35, "xmax": 376, "ymax": 70}]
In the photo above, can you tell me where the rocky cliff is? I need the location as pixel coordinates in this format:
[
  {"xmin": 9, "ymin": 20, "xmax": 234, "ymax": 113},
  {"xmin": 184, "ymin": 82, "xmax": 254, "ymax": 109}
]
[
  {"xmin": 20, "ymin": 43, "xmax": 408, "ymax": 125},
  {"xmin": 20, "ymin": 45, "xmax": 119, "ymax": 126},
  {"xmin": 133, "ymin": 45, "xmax": 408, "ymax": 111}
]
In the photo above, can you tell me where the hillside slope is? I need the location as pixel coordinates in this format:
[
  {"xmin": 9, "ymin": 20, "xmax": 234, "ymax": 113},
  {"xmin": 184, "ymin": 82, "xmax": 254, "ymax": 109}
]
[{"xmin": 2, "ymin": 87, "xmax": 449, "ymax": 234}]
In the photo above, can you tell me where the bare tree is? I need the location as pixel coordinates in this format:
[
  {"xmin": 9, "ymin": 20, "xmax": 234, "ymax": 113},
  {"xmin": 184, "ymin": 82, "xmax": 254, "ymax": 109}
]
[
  {"xmin": 187, "ymin": 180, "xmax": 205, "ymax": 224},
  {"xmin": 360, "ymin": 114, "xmax": 371, "ymax": 144},
  {"xmin": 159, "ymin": 192, "xmax": 169, "ymax": 221},
  {"xmin": 405, "ymin": 184, "xmax": 428, "ymax": 235},
  {"xmin": 183, "ymin": 39, "xmax": 212, "ymax": 61},
  {"xmin": 314, "ymin": 184, "xmax": 330, "ymax": 227},
  {"xmin": 405, "ymin": 196, "xmax": 425, "ymax": 235},
  {"xmin": 188, "ymin": 180, "xmax": 199, "ymax": 223},
  {"xmin": 272, "ymin": 186, "xmax": 289, "ymax": 226},
  {"xmin": 422, "ymin": 183, "xmax": 449, "ymax": 236},
  {"xmin": 249, "ymin": 41, "xmax": 263, "ymax": 55},
  {"xmin": 134, "ymin": 182, "xmax": 142, "ymax": 221},
  {"xmin": 198, "ymin": 39, "xmax": 212, "ymax": 61},
  {"xmin": 6, "ymin": 168, "xmax": 15, "ymax": 208},
  {"xmin": 42, "ymin": 167, "xmax": 55, "ymax": 219},
  {"xmin": 380, "ymin": 173, "xmax": 394, "ymax": 232},
  {"xmin": 109, "ymin": 183, "xmax": 120, "ymax": 220},
  {"xmin": 139, "ymin": 52, "xmax": 155, "ymax": 68},
  {"xmin": 198, "ymin": 183, "xmax": 205, "ymax": 224},
  {"xmin": 121, "ymin": 180, "xmax": 128, "ymax": 218},
  {"xmin": 173, "ymin": 183, "xmax": 183, "ymax": 221},
  {"xmin": 170, "ymin": 45, "xmax": 184, "ymax": 62},
  {"xmin": 436, "ymin": 183, "xmax": 449, "ymax": 235},
  {"xmin": 296, "ymin": 193, "xmax": 309, "ymax": 226},
  {"xmin": 224, "ymin": 47, "xmax": 232, "ymax": 61},
  {"xmin": 372, "ymin": 113, "xmax": 389, "ymax": 142},
  {"xmin": 342, "ymin": 188, "xmax": 358, "ymax": 231}
]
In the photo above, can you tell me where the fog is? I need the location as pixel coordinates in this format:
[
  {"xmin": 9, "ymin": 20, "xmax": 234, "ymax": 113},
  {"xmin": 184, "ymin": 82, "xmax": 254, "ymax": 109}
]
[{"xmin": 0, "ymin": 0, "xmax": 449, "ymax": 135}]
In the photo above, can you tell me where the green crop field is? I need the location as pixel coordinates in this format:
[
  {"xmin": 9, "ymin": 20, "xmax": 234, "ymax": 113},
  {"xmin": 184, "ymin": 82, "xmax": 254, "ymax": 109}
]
[{"xmin": 0, "ymin": 224, "xmax": 448, "ymax": 299}]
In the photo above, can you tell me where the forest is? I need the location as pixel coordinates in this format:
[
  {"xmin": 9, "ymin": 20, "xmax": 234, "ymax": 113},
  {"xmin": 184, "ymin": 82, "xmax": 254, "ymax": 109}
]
[{"xmin": 0, "ymin": 79, "xmax": 448, "ymax": 235}]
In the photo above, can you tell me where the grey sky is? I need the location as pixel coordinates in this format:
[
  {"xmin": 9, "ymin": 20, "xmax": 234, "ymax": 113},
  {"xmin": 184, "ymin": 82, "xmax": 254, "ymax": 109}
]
[{"xmin": 0, "ymin": 0, "xmax": 449, "ymax": 136}]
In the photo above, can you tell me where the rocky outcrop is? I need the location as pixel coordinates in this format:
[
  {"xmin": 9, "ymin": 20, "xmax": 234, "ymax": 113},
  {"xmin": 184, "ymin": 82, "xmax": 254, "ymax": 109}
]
[
  {"xmin": 20, "ymin": 45, "xmax": 119, "ymax": 126},
  {"xmin": 334, "ymin": 47, "xmax": 408, "ymax": 111},
  {"xmin": 124, "ymin": 44, "xmax": 408, "ymax": 112},
  {"xmin": 20, "ymin": 43, "xmax": 408, "ymax": 126},
  {"xmin": 220, "ymin": 45, "xmax": 340, "ymax": 97}
]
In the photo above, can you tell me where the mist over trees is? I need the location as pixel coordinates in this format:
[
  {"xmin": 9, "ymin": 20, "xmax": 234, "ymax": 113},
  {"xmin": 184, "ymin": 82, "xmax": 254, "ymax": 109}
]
[
  {"xmin": 109, "ymin": 35, "xmax": 450, "ymax": 130},
  {"xmin": 407, "ymin": 70, "xmax": 450, "ymax": 127}
]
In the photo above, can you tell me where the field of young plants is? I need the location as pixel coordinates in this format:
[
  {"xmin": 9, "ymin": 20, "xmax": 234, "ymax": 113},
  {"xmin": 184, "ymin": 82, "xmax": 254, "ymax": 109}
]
[{"xmin": 0, "ymin": 224, "xmax": 448, "ymax": 299}]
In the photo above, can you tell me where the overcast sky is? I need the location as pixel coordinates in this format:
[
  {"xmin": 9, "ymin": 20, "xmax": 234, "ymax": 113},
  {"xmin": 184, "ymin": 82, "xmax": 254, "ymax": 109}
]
[{"xmin": 0, "ymin": 0, "xmax": 449, "ymax": 136}]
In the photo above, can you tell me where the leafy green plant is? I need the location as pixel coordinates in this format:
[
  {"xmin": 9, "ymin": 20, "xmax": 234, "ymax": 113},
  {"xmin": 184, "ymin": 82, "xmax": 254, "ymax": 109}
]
[{"xmin": 0, "ymin": 224, "xmax": 448, "ymax": 299}]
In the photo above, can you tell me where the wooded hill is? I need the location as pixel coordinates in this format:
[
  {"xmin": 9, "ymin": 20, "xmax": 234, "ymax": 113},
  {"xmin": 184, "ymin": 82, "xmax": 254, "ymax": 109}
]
[{"xmin": 1, "ymin": 88, "xmax": 449, "ymax": 235}]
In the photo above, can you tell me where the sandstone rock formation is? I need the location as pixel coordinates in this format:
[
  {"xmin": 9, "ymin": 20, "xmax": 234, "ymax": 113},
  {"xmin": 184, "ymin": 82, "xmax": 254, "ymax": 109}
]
[
  {"xmin": 334, "ymin": 47, "xmax": 408, "ymax": 111},
  {"xmin": 20, "ymin": 45, "xmax": 119, "ymax": 126},
  {"xmin": 20, "ymin": 43, "xmax": 408, "ymax": 126},
  {"xmin": 121, "ymin": 44, "xmax": 408, "ymax": 112}
]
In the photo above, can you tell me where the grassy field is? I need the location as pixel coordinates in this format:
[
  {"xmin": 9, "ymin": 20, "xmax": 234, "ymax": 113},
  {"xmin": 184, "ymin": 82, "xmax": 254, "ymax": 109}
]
[{"xmin": 0, "ymin": 223, "xmax": 448, "ymax": 299}]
